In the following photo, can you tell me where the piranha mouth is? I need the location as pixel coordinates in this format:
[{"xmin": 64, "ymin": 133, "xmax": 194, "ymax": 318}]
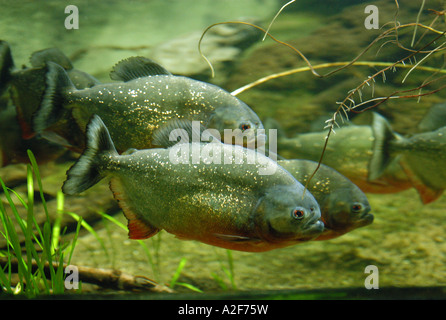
[
  {"xmin": 357, "ymin": 212, "xmax": 374, "ymax": 226},
  {"xmin": 265, "ymin": 214, "xmax": 324, "ymax": 242}
]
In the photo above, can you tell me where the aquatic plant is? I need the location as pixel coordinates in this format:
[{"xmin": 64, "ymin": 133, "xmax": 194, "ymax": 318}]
[
  {"xmin": 98, "ymin": 211, "xmax": 202, "ymax": 293},
  {"xmin": 0, "ymin": 151, "xmax": 82, "ymax": 296},
  {"xmin": 211, "ymin": 249, "xmax": 237, "ymax": 291}
]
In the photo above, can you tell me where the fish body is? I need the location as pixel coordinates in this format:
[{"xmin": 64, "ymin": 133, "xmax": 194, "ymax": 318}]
[
  {"xmin": 34, "ymin": 57, "xmax": 264, "ymax": 153},
  {"xmin": 276, "ymin": 123, "xmax": 412, "ymax": 194},
  {"xmin": 370, "ymin": 112, "xmax": 446, "ymax": 203},
  {"xmin": 63, "ymin": 115, "xmax": 323, "ymax": 252},
  {"xmin": 278, "ymin": 159, "xmax": 373, "ymax": 240}
]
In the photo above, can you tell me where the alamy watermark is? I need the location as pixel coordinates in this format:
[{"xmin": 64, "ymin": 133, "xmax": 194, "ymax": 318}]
[
  {"xmin": 64, "ymin": 5, "xmax": 79, "ymax": 30},
  {"xmin": 364, "ymin": 265, "xmax": 379, "ymax": 289},
  {"xmin": 64, "ymin": 265, "xmax": 79, "ymax": 289},
  {"xmin": 166, "ymin": 121, "xmax": 277, "ymax": 175},
  {"xmin": 364, "ymin": 5, "xmax": 379, "ymax": 30}
]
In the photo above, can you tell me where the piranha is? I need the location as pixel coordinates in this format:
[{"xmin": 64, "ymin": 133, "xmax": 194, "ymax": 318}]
[
  {"xmin": 370, "ymin": 112, "xmax": 446, "ymax": 204},
  {"xmin": 62, "ymin": 115, "xmax": 324, "ymax": 252},
  {"xmin": 33, "ymin": 56, "xmax": 265, "ymax": 153},
  {"xmin": 275, "ymin": 118, "xmax": 413, "ymax": 194},
  {"xmin": 278, "ymin": 159, "xmax": 373, "ymax": 240}
]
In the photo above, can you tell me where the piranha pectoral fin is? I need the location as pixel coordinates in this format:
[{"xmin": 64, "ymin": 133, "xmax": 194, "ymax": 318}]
[
  {"xmin": 110, "ymin": 177, "xmax": 159, "ymax": 240},
  {"xmin": 152, "ymin": 118, "xmax": 209, "ymax": 148}
]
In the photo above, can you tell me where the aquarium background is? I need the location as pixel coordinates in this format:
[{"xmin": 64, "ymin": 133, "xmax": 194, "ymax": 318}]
[{"xmin": 0, "ymin": 0, "xmax": 445, "ymax": 297}]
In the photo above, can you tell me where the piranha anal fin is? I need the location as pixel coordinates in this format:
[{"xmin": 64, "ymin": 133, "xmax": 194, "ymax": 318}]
[
  {"xmin": 110, "ymin": 177, "xmax": 159, "ymax": 240},
  {"xmin": 110, "ymin": 56, "xmax": 172, "ymax": 82},
  {"xmin": 399, "ymin": 160, "xmax": 443, "ymax": 204}
]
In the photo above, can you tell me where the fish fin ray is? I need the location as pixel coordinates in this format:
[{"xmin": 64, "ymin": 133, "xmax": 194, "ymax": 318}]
[
  {"xmin": 152, "ymin": 118, "xmax": 211, "ymax": 148},
  {"xmin": 62, "ymin": 115, "xmax": 118, "ymax": 195},
  {"xmin": 109, "ymin": 177, "xmax": 159, "ymax": 240},
  {"xmin": 368, "ymin": 112, "xmax": 399, "ymax": 181},
  {"xmin": 110, "ymin": 56, "xmax": 171, "ymax": 82},
  {"xmin": 32, "ymin": 62, "xmax": 76, "ymax": 133}
]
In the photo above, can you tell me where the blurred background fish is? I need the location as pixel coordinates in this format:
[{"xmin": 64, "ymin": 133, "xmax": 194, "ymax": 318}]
[
  {"xmin": 270, "ymin": 116, "xmax": 414, "ymax": 195},
  {"xmin": 370, "ymin": 112, "xmax": 446, "ymax": 204},
  {"xmin": 0, "ymin": 40, "xmax": 101, "ymax": 153}
]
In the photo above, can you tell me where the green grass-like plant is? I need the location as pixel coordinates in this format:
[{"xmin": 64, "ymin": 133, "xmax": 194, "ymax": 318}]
[
  {"xmin": 98, "ymin": 211, "xmax": 203, "ymax": 293},
  {"xmin": 211, "ymin": 249, "xmax": 237, "ymax": 291},
  {"xmin": 0, "ymin": 150, "xmax": 82, "ymax": 297}
]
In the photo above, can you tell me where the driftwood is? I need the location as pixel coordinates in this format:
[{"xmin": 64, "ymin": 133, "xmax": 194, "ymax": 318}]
[{"xmin": 0, "ymin": 257, "xmax": 173, "ymax": 293}]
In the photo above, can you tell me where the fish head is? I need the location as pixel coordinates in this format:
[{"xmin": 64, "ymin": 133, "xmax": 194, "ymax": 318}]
[
  {"xmin": 254, "ymin": 184, "xmax": 324, "ymax": 243},
  {"xmin": 321, "ymin": 187, "xmax": 373, "ymax": 233},
  {"xmin": 207, "ymin": 101, "xmax": 265, "ymax": 149}
]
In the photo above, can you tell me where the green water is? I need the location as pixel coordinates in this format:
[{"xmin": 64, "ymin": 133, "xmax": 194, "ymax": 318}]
[{"xmin": 0, "ymin": 0, "xmax": 445, "ymax": 298}]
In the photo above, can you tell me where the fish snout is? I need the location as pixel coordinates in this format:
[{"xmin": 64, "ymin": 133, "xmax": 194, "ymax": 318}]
[
  {"xmin": 358, "ymin": 210, "xmax": 374, "ymax": 227},
  {"xmin": 352, "ymin": 202, "xmax": 374, "ymax": 226},
  {"xmin": 299, "ymin": 205, "xmax": 324, "ymax": 238}
]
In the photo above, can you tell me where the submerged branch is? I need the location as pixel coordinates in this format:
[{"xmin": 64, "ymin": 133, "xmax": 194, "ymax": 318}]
[{"xmin": 0, "ymin": 257, "xmax": 173, "ymax": 293}]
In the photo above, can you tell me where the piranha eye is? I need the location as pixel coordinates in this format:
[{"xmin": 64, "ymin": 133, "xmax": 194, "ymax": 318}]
[
  {"xmin": 239, "ymin": 123, "xmax": 251, "ymax": 132},
  {"xmin": 291, "ymin": 207, "xmax": 306, "ymax": 220},
  {"xmin": 351, "ymin": 203, "xmax": 363, "ymax": 213}
]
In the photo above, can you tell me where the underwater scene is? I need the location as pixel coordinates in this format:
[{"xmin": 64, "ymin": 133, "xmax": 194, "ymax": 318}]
[{"xmin": 0, "ymin": 0, "xmax": 445, "ymax": 300}]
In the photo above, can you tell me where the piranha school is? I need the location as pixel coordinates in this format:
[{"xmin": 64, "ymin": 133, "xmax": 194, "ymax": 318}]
[{"xmin": 0, "ymin": 0, "xmax": 445, "ymax": 298}]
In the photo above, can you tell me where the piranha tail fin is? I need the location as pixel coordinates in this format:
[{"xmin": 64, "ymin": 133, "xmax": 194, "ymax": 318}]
[
  {"xmin": 32, "ymin": 61, "xmax": 76, "ymax": 134},
  {"xmin": 62, "ymin": 115, "xmax": 118, "ymax": 195},
  {"xmin": 0, "ymin": 40, "xmax": 15, "ymax": 96},
  {"xmin": 368, "ymin": 112, "xmax": 400, "ymax": 181}
]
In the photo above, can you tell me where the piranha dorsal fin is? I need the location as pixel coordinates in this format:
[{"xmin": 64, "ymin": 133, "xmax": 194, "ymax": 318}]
[
  {"xmin": 152, "ymin": 118, "xmax": 215, "ymax": 148},
  {"xmin": 109, "ymin": 177, "xmax": 159, "ymax": 240},
  {"xmin": 368, "ymin": 112, "xmax": 400, "ymax": 181},
  {"xmin": 110, "ymin": 56, "xmax": 172, "ymax": 82},
  {"xmin": 30, "ymin": 47, "xmax": 73, "ymax": 70}
]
